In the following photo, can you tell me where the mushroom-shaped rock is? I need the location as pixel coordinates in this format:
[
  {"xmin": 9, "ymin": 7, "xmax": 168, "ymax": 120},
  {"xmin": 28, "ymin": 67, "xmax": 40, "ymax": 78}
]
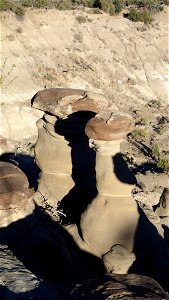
[
  {"xmin": 85, "ymin": 110, "xmax": 134, "ymax": 141},
  {"xmin": 31, "ymin": 88, "xmax": 111, "ymax": 117},
  {"xmin": 0, "ymin": 161, "xmax": 34, "ymax": 227}
]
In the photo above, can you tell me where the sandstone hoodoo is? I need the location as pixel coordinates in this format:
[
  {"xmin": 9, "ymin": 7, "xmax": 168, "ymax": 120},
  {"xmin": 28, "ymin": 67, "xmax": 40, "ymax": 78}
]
[
  {"xmin": 31, "ymin": 88, "xmax": 112, "ymax": 210},
  {"xmin": 0, "ymin": 161, "xmax": 34, "ymax": 227},
  {"xmin": 80, "ymin": 110, "xmax": 139, "ymax": 273}
]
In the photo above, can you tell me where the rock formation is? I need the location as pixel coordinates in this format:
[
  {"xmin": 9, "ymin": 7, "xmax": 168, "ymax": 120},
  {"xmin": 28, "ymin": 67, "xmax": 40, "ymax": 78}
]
[
  {"xmin": 71, "ymin": 273, "xmax": 169, "ymax": 300},
  {"xmin": 0, "ymin": 161, "xmax": 34, "ymax": 227},
  {"xmin": 32, "ymin": 88, "xmax": 114, "ymax": 210},
  {"xmin": 32, "ymin": 88, "xmax": 169, "ymax": 289},
  {"xmin": 80, "ymin": 110, "xmax": 139, "ymax": 272}
]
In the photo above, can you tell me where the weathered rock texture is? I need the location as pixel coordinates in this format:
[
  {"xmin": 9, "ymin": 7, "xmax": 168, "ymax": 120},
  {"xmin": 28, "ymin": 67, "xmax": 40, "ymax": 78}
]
[
  {"xmin": 0, "ymin": 161, "xmax": 34, "ymax": 227},
  {"xmin": 71, "ymin": 273, "xmax": 169, "ymax": 300},
  {"xmin": 32, "ymin": 88, "xmax": 112, "ymax": 118},
  {"xmin": 0, "ymin": 245, "xmax": 59, "ymax": 300}
]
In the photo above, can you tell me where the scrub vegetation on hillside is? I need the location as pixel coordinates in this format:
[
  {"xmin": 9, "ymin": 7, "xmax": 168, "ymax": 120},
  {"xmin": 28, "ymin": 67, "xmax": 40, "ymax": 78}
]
[{"xmin": 0, "ymin": 0, "xmax": 168, "ymax": 22}]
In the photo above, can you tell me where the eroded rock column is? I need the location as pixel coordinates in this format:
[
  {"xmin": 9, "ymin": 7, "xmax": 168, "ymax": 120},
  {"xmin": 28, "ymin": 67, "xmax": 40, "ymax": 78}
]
[
  {"xmin": 32, "ymin": 88, "xmax": 112, "ymax": 211},
  {"xmin": 34, "ymin": 113, "xmax": 75, "ymax": 208},
  {"xmin": 80, "ymin": 111, "xmax": 139, "ymax": 272}
]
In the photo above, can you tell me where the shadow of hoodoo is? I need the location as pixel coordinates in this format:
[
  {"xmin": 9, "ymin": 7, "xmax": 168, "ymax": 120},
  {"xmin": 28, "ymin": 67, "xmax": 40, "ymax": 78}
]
[
  {"xmin": 55, "ymin": 112, "xmax": 97, "ymax": 225},
  {"xmin": 0, "ymin": 207, "xmax": 106, "ymax": 286}
]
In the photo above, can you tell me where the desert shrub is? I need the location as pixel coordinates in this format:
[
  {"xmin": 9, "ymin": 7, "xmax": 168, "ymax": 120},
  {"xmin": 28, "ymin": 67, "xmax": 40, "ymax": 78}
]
[
  {"xmin": 128, "ymin": 8, "xmax": 152, "ymax": 23},
  {"xmin": 151, "ymin": 144, "xmax": 169, "ymax": 173},
  {"xmin": 130, "ymin": 128, "xmax": 147, "ymax": 141},
  {"xmin": 33, "ymin": 0, "xmax": 48, "ymax": 8},
  {"xmin": 73, "ymin": 0, "xmax": 95, "ymax": 7},
  {"xmin": 56, "ymin": 0, "xmax": 72, "ymax": 9},
  {"xmin": 127, "ymin": 0, "xmax": 166, "ymax": 12},
  {"xmin": 76, "ymin": 15, "xmax": 87, "ymax": 22},
  {"xmin": 113, "ymin": 0, "xmax": 124, "ymax": 13},
  {"xmin": 147, "ymin": 99, "xmax": 161, "ymax": 108},
  {"xmin": 44, "ymin": 73, "xmax": 55, "ymax": 81},
  {"xmin": 100, "ymin": 0, "xmax": 115, "ymax": 15},
  {"xmin": 92, "ymin": 6, "xmax": 101, "ymax": 12},
  {"xmin": 152, "ymin": 144, "xmax": 160, "ymax": 160},
  {"xmin": 15, "ymin": 4, "xmax": 25, "ymax": 16},
  {"xmin": 21, "ymin": 0, "xmax": 32, "ymax": 7},
  {"xmin": 0, "ymin": 0, "xmax": 10, "ymax": 10},
  {"xmin": 0, "ymin": 0, "xmax": 25, "ymax": 15},
  {"xmin": 157, "ymin": 157, "xmax": 169, "ymax": 173}
]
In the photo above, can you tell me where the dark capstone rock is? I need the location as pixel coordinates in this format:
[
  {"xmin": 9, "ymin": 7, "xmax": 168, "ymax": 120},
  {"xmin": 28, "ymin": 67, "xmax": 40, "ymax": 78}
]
[
  {"xmin": 85, "ymin": 111, "xmax": 134, "ymax": 141},
  {"xmin": 31, "ymin": 88, "xmax": 111, "ymax": 117}
]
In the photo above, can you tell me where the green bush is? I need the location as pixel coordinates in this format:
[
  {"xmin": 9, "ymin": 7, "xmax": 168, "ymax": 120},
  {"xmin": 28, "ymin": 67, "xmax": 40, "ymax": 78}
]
[
  {"xmin": 100, "ymin": 0, "xmax": 115, "ymax": 15},
  {"xmin": 56, "ymin": 0, "xmax": 72, "ymax": 10},
  {"xmin": 152, "ymin": 144, "xmax": 160, "ymax": 160},
  {"xmin": 44, "ymin": 73, "xmax": 55, "ymax": 81},
  {"xmin": 10, "ymin": 2, "xmax": 25, "ymax": 16},
  {"xmin": 15, "ymin": 4, "xmax": 25, "ymax": 16},
  {"xmin": 33, "ymin": 0, "xmax": 48, "ymax": 8},
  {"xmin": 92, "ymin": 7, "xmax": 101, "ymax": 13},
  {"xmin": 130, "ymin": 128, "xmax": 148, "ymax": 141},
  {"xmin": 113, "ymin": 0, "xmax": 123, "ymax": 13},
  {"xmin": 0, "ymin": 0, "xmax": 25, "ymax": 16},
  {"xmin": 21, "ymin": 0, "xmax": 32, "ymax": 7},
  {"xmin": 76, "ymin": 15, "xmax": 87, "ymax": 23},
  {"xmin": 74, "ymin": 0, "xmax": 95, "ymax": 7},
  {"xmin": 157, "ymin": 157, "xmax": 169, "ymax": 173},
  {"xmin": 0, "ymin": 0, "xmax": 10, "ymax": 10},
  {"xmin": 128, "ymin": 8, "xmax": 152, "ymax": 24}
]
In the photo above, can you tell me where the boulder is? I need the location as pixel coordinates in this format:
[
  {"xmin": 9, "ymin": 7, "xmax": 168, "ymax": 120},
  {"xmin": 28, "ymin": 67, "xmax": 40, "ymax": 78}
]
[{"xmin": 0, "ymin": 161, "xmax": 34, "ymax": 227}]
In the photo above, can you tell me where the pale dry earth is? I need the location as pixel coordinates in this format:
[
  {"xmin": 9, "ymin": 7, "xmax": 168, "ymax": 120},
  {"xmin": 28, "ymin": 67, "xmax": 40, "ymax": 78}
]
[{"xmin": 0, "ymin": 7, "xmax": 169, "ymax": 142}]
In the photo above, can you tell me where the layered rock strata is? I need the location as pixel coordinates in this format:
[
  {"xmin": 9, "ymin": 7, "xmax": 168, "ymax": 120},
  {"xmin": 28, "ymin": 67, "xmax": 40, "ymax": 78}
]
[{"xmin": 0, "ymin": 161, "xmax": 34, "ymax": 227}]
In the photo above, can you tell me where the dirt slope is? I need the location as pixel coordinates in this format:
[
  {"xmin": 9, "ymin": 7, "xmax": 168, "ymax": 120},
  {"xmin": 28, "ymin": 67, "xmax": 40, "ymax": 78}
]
[{"xmin": 1, "ymin": 7, "xmax": 169, "ymax": 109}]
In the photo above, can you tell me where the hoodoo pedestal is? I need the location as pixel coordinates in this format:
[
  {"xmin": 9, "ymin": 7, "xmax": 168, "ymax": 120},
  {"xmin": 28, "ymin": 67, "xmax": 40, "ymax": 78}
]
[{"xmin": 80, "ymin": 111, "xmax": 139, "ymax": 272}]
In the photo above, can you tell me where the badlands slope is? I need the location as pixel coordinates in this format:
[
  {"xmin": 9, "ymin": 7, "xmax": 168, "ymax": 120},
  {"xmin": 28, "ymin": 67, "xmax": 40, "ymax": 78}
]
[{"xmin": 0, "ymin": 7, "xmax": 169, "ymax": 146}]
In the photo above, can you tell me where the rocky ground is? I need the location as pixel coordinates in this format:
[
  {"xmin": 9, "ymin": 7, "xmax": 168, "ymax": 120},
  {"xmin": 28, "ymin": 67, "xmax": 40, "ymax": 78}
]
[{"xmin": 0, "ymin": 5, "xmax": 169, "ymax": 299}]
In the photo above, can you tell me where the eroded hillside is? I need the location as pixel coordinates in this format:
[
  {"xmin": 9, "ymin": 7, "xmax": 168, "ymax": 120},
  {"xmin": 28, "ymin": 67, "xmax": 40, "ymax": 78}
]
[{"xmin": 1, "ymin": 7, "xmax": 169, "ymax": 106}]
